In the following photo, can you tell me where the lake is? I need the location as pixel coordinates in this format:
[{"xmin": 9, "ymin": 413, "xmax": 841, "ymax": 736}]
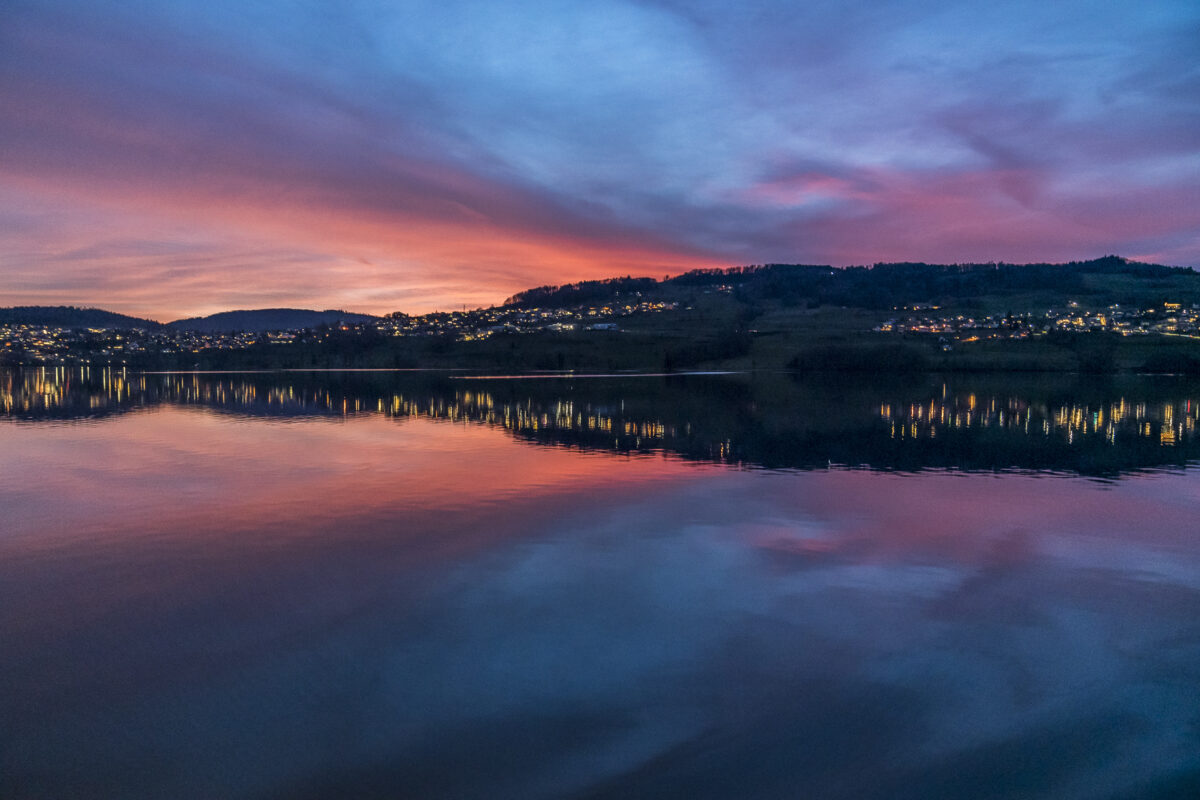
[{"xmin": 3, "ymin": 367, "xmax": 1199, "ymax": 799}]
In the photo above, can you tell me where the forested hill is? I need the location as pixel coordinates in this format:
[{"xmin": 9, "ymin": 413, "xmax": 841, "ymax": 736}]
[
  {"xmin": 0, "ymin": 306, "xmax": 379, "ymax": 332},
  {"xmin": 167, "ymin": 309, "xmax": 378, "ymax": 333},
  {"xmin": 505, "ymin": 256, "xmax": 1196, "ymax": 310},
  {"xmin": 0, "ymin": 306, "xmax": 163, "ymax": 329}
]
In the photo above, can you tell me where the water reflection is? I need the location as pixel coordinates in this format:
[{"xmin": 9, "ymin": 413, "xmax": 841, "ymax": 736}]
[
  {"xmin": 2, "ymin": 369, "xmax": 1199, "ymax": 798},
  {"xmin": 880, "ymin": 390, "xmax": 1197, "ymax": 448},
  {"xmin": 5, "ymin": 366, "xmax": 1200, "ymax": 476}
]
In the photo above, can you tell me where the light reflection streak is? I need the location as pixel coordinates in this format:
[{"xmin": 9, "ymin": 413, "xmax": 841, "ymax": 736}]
[{"xmin": 5, "ymin": 367, "xmax": 1200, "ymax": 475}]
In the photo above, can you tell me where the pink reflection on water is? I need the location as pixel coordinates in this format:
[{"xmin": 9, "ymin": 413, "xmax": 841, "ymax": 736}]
[{"xmin": 2, "ymin": 406, "xmax": 690, "ymax": 542}]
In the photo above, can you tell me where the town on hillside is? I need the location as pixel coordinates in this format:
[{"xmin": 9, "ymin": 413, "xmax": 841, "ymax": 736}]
[{"xmin": 3, "ymin": 257, "xmax": 1200, "ymax": 373}]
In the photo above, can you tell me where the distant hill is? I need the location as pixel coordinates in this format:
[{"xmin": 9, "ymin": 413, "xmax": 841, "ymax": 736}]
[
  {"xmin": 505, "ymin": 256, "xmax": 1197, "ymax": 310},
  {"xmin": 0, "ymin": 305, "xmax": 162, "ymax": 329},
  {"xmin": 167, "ymin": 308, "xmax": 378, "ymax": 333}
]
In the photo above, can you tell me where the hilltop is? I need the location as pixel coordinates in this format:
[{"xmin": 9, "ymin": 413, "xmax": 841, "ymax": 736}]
[
  {"xmin": 0, "ymin": 305, "xmax": 379, "ymax": 332},
  {"xmin": 166, "ymin": 308, "xmax": 378, "ymax": 333},
  {"xmin": 0, "ymin": 306, "xmax": 163, "ymax": 330},
  {"xmin": 505, "ymin": 256, "xmax": 1197, "ymax": 311}
]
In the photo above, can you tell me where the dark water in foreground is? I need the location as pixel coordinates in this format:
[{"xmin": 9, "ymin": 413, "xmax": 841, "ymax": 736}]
[{"xmin": 2, "ymin": 368, "xmax": 1199, "ymax": 799}]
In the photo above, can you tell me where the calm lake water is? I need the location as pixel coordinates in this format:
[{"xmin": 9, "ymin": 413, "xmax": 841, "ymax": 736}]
[{"xmin": 3, "ymin": 367, "xmax": 1200, "ymax": 799}]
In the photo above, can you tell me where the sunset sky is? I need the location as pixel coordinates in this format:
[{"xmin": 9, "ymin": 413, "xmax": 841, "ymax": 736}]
[{"xmin": 3, "ymin": 0, "xmax": 1198, "ymax": 319}]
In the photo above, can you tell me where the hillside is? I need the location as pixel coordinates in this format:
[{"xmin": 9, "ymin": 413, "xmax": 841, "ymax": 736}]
[
  {"xmin": 506, "ymin": 256, "xmax": 1198, "ymax": 311},
  {"xmin": 167, "ymin": 308, "xmax": 377, "ymax": 333},
  {"xmin": 0, "ymin": 306, "xmax": 162, "ymax": 329}
]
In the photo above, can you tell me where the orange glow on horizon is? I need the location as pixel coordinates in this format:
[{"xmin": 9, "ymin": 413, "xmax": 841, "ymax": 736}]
[{"xmin": 1, "ymin": 162, "xmax": 728, "ymax": 322}]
